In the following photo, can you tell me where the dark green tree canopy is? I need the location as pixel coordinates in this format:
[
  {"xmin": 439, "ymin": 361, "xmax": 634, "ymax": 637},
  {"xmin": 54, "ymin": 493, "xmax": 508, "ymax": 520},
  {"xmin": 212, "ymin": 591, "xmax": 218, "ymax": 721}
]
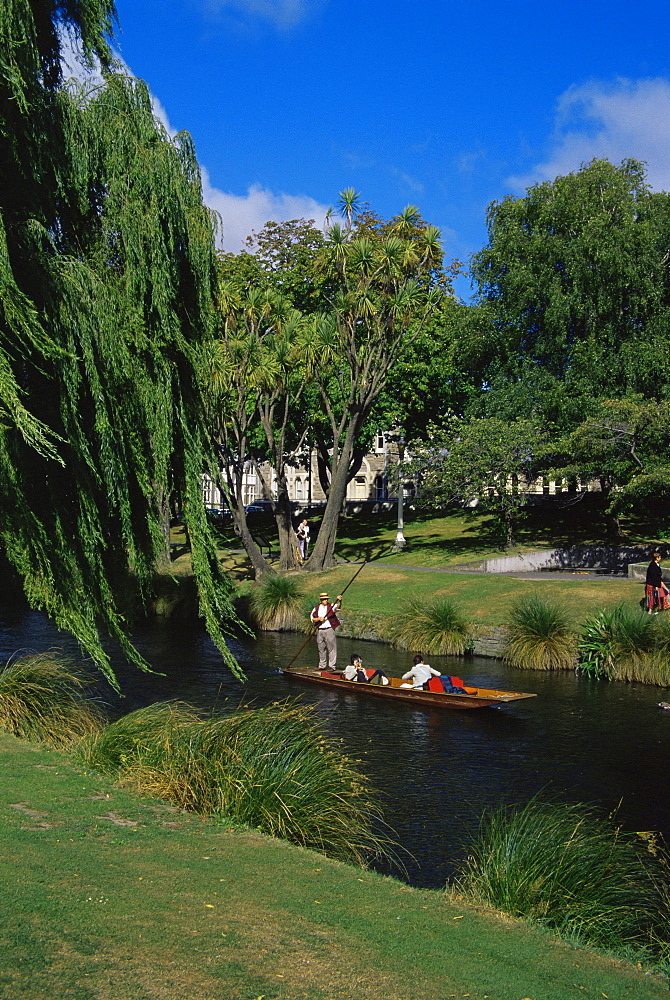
[{"xmin": 470, "ymin": 158, "xmax": 670, "ymax": 427}]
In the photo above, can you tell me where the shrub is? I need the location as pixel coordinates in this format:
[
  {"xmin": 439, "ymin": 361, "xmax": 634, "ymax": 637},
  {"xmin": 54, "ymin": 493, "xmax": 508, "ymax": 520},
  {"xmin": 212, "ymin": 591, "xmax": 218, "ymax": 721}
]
[
  {"xmin": 454, "ymin": 797, "xmax": 670, "ymax": 952},
  {"xmin": 79, "ymin": 701, "xmax": 201, "ymax": 776},
  {"xmin": 578, "ymin": 606, "xmax": 659, "ymax": 681},
  {"xmin": 79, "ymin": 700, "xmax": 386, "ymax": 865},
  {"xmin": 502, "ymin": 596, "xmax": 576, "ymax": 671},
  {"xmin": 390, "ymin": 598, "xmax": 471, "ymax": 655},
  {"xmin": 249, "ymin": 574, "xmax": 305, "ymax": 631},
  {"xmin": 0, "ymin": 651, "xmax": 105, "ymax": 748}
]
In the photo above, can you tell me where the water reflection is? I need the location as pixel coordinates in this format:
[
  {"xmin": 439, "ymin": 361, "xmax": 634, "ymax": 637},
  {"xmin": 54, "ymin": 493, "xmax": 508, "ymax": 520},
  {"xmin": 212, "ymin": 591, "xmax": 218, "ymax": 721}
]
[{"xmin": 1, "ymin": 604, "xmax": 669, "ymax": 889}]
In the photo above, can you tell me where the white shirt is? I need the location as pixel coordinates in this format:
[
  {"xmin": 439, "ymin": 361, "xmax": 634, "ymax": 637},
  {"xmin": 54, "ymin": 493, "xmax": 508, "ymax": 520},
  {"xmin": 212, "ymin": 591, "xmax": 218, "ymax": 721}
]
[
  {"xmin": 312, "ymin": 602, "xmax": 332, "ymax": 630},
  {"xmin": 401, "ymin": 663, "xmax": 441, "ymax": 688}
]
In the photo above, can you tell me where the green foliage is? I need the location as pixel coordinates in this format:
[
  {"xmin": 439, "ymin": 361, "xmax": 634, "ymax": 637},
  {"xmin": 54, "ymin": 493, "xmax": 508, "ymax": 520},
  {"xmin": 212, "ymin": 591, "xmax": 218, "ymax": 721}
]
[
  {"xmin": 502, "ymin": 596, "xmax": 576, "ymax": 671},
  {"xmin": 408, "ymin": 416, "xmax": 544, "ymax": 547},
  {"xmin": 0, "ymin": 652, "xmax": 104, "ymax": 748},
  {"xmin": 213, "ymin": 194, "xmax": 453, "ymax": 574},
  {"xmin": 249, "ymin": 574, "xmax": 305, "ymax": 630},
  {"xmin": 472, "ymin": 158, "xmax": 670, "ymax": 398},
  {"xmin": 0, "ymin": 4, "xmax": 243, "ymax": 684},
  {"xmin": 390, "ymin": 598, "xmax": 471, "ymax": 655},
  {"xmin": 578, "ymin": 606, "xmax": 664, "ymax": 682},
  {"xmin": 79, "ymin": 701, "xmax": 386, "ymax": 865},
  {"xmin": 546, "ymin": 398, "xmax": 670, "ymax": 529},
  {"xmin": 454, "ymin": 797, "xmax": 670, "ymax": 952}
]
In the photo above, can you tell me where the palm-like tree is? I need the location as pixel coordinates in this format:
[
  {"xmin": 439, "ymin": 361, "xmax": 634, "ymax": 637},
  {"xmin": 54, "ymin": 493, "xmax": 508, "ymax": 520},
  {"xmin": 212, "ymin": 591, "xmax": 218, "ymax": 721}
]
[{"xmin": 338, "ymin": 187, "xmax": 360, "ymax": 232}]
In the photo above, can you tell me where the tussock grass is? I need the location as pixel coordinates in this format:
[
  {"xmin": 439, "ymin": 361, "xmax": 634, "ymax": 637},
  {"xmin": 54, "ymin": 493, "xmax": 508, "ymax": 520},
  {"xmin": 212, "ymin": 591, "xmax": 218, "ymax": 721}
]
[
  {"xmin": 454, "ymin": 797, "xmax": 670, "ymax": 953},
  {"xmin": 578, "ymin": 606, "xmax": 662, "ymax": 682},
  {"xmin": 0, "ymin": 651, "xmax": 105, "ymax": 748},
  {"xmin": 249, "ymin": 574, "xmax": 305, "ymax": 631},
  {"xmin": 502, "ymin": 596, "xmax": 577, "ymax": 670},
  {"xmin": 79, "ymin": 700, "xmax": 385, "ymax": 865},
  {"xmin": 389, "ymin": 598, "xmax": 471, "ymax": 655}
]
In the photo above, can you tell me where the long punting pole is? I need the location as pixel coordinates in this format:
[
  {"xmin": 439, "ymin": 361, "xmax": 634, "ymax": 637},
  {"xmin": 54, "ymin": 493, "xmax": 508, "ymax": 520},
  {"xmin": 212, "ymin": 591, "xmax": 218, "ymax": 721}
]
[{"xmin": 285, "ymin": 561, "xmax": 367, "ymax": 670}]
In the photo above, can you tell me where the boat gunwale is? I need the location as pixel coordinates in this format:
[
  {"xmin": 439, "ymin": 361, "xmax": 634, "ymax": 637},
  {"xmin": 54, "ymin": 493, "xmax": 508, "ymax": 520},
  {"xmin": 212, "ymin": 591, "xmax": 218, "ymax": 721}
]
[{"xmin": 282, "ymin": 667, "xmax": 536, "ymax": 710}]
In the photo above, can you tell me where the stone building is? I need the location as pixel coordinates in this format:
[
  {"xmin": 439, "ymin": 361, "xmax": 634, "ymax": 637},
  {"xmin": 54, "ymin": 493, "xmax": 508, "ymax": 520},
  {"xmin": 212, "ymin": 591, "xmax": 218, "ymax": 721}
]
[
  {"xmin": 201, "ymin": 432, "xmax": 597, "ymax": 510},
  {"xmin": 201, "ymin": 432, "xmax": 412, "ymax": 510}
]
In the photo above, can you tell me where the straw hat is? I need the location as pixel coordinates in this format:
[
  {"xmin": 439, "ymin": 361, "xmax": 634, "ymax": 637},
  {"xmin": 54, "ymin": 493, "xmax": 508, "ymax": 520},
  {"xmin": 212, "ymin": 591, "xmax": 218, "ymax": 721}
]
[{"xmin": 319, "ymin": 592, "xmax": 329, "ymax": 600}]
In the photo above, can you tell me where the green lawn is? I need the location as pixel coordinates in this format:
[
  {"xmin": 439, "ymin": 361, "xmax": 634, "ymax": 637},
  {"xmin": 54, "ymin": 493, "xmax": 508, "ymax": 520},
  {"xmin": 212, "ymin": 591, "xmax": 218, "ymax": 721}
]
[
  {"xmin": 1, "ymin": 732, "xmax": 667, "ymax": 1000},
  {"xmin": 170, "ymin": 507, "xmax": 653, "ymax": 632},
  {"xmin": 297, "ymin": 562, "xmax": 640, "ymax": 631}
]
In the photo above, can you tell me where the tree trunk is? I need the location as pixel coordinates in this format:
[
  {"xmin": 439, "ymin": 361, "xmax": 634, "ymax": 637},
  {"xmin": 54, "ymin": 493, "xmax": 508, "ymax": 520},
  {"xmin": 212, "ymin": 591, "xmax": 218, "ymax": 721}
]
[
  {"xmin": 231, "ymin": 500, "xmax": 273, "ymax": 578},
  {"xmin": 154, "ymin": 486, "xmax": 172, "ymax": 570},
  {"xmin": 304, "ymin": 425, "xmax": 358, "ymax": 570},
  {"xmin": 274, "ymin": 495, "xmax": 302, "ymax": 571}
]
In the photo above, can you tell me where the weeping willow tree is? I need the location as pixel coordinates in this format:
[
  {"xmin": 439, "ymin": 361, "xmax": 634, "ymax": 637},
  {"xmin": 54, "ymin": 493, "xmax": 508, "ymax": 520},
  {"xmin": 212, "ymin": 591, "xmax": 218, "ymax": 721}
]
[{"xmin": 0, "ymin": 1, "xmax": 243, "ymax": 685}]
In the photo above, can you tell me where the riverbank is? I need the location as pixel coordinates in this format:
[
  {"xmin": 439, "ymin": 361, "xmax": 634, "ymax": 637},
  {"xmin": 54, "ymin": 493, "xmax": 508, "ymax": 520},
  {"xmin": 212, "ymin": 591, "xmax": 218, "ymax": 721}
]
[
  {"xmin": 266, "ymin": 562, "xmax": 643, "ymax": 653},
  {"xmin": 2, "ymin": 731, "xmax": 667, "ymax": 1000}
]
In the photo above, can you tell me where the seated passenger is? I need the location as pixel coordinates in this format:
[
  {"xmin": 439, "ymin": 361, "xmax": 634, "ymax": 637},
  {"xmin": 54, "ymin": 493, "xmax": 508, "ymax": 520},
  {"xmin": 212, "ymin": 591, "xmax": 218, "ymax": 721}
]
[
  {"xmin": 400, "ymin": 654, "xmax": 442, "ymax": 689},
  {"xmin": 343, "ymin": 654, "xmax": 389, "ymax": 685}
]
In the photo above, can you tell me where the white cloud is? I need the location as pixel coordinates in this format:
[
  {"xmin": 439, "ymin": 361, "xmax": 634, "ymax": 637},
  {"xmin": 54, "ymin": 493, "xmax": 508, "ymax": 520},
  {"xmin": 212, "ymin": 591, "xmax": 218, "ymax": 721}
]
[
  {"xmin": 510, "ymin": 77, "xmax": 670, "ymax": 193},
  {"xmin": 199, "ymin": 0, "xmax": 318, "ymax": 29},
  {"xmin": 60, "ymin": 34, "xmax": 331, "ymax": 253},
  {"xmin": 201, "ymin": 171, "xmax": 332, "ymax": 250}
]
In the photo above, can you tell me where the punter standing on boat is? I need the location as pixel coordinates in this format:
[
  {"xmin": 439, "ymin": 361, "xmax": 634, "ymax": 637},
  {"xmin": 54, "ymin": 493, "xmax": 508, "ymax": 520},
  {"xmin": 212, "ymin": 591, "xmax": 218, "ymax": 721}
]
[
  {"xmin": 400, "ymin": 654, "xmax": 442, "ymax": 689},
  {"xmin": 311, "ymin": 591, "xmax": 343, "ymax": 671}
]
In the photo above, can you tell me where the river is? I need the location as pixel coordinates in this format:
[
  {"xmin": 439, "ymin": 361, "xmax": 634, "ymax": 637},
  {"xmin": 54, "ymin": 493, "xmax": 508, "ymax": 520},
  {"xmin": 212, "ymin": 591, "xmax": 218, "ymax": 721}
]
[{"xmin": 1, "ymin": 603, "xmax": 669, "ymax": 889}]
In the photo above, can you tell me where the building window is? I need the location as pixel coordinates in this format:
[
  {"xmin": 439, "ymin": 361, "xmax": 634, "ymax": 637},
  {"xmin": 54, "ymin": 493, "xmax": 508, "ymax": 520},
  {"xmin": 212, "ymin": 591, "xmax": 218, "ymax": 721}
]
[
  {"xmin": 376, "ymin": 432, "xmax": 385, "ymax": 452},
  {"xmin": 354, "ymin": 475, "xmax": 367, "ymax": 499},
  {"xmin": 296, "ymin": 478, "xmax": 303, "ymax": 500}
]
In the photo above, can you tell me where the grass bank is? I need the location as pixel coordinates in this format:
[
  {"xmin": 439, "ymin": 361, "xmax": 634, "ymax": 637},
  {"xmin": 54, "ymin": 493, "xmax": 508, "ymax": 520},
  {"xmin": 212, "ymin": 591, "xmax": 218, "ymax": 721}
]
[
  {"xmin": 1, "ymin": 732, "xmax": 667, "ymax": 1000},
  {"xmin": 289, "ymin": 562, "xmax": 639, "ymax": 630},
  {"xmin": 171, "ymin": 510, "xmax": 650, "ymax": 629}
]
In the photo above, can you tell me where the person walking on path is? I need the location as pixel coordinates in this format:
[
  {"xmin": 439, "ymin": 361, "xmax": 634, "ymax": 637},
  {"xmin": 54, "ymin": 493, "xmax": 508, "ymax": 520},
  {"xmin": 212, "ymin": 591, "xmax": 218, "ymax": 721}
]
[
  {"xmin": 645, "ymin": 552, "xmax": 670, "ymax": 614},
  {"xmin": 311, "ymin": 591, "xmax": 342, "ymax": 670}
]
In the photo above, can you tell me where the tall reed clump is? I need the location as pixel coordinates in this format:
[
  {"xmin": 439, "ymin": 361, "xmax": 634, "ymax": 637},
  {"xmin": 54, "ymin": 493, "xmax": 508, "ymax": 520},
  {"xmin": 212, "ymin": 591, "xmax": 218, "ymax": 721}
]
[
  {"xmin": 502, "ymin": 596, "xmax": 576, "ymax": 671},
  {"xmin": 0, "ymin": 652, "xmax": 105, "ymax": 748},
  {"xmin": 453, "ymin": 797, "xmax": 670, "ymax": 954},
  {"xmin": 79, "ymin": 700, "xmax": 386, "ymax": 866},
  {"xmin": 390, "ymin": 598, "xmax": 471, "ymax": 655},
  {"xmin": 578, "ymin": 606, "xmax": 660, "ymax": 681},
  {"xmin": 249, "ymin": 574, "xmax": 305, "ymax": 631}
]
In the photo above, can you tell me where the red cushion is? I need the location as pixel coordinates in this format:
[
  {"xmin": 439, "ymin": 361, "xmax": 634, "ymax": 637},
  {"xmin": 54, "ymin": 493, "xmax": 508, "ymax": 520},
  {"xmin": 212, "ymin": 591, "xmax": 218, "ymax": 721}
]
[{"xmin": 427, "ymin": 677, "xmax": 444, "ymax": 692}]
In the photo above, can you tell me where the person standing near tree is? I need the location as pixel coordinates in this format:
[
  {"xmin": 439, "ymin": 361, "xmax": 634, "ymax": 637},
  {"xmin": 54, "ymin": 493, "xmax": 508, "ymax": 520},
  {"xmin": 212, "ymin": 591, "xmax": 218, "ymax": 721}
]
[
  {"xmin": 296, "ymin": 519, "xmax": 310, "ymax": 561},
  {"xmin": 311, "ymin": 591, "xmax": 343, "ymax": 670},
  {"xmin": 645, "ymin": 552, "xmax": 670, "ymax": 614}
]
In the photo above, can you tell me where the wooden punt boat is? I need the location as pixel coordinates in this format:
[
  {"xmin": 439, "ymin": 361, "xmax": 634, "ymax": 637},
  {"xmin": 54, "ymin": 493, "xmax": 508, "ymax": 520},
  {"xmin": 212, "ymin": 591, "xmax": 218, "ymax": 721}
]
[{"xmin": 282, "ymin": 668, "xmax": 537, "ymax": 710}]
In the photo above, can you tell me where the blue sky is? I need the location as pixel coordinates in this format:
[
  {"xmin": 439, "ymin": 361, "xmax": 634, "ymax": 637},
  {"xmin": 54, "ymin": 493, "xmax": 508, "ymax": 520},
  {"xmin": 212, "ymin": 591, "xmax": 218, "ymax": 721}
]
[{"xmin": 107, "ymin": 0, "xmax": 670, "ymax": 298}]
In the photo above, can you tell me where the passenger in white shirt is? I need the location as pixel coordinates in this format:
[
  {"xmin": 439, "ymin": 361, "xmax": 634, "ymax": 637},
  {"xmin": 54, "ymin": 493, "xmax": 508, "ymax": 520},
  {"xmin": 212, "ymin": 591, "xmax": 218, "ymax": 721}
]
[
  {"xmin": 400, "ymin": 654, "xmax": 442, "ymax": 689},
  {"xmin": 342, "ymin": 654, "xmax": 389, "ymax": 685}
]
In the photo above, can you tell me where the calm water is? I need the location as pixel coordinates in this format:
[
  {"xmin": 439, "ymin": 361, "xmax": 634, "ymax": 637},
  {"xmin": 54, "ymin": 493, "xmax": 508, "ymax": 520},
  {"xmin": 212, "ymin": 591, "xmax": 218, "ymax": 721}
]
[{"xmin": 1, "ymin": 602, "xmax": 669, "ymax": 889}]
